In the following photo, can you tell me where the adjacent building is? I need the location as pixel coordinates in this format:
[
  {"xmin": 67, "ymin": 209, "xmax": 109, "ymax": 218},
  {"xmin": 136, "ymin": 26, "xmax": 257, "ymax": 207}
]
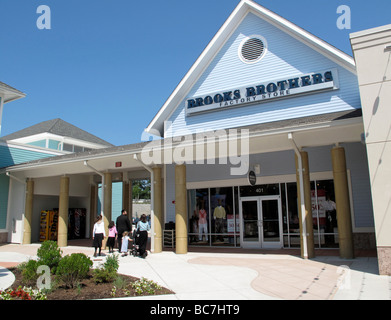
[
  {"xmin": 0, "ymin": 87, "xmax": 114, "ymax": 243},
  {"xmin": 350, "ymin": 24, "xmax": 391, "ymax": 275}
]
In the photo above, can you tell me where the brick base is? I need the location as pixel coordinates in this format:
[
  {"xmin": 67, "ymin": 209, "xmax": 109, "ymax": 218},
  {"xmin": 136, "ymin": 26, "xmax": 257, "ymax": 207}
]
[
  {"xmin": 377, "ymin": 246, "xmax": 391, "ymax": 275},
  {"xmin": 0, "ymin": 232, "xmax": 8, "ymax": 244},
  {"xmin": 353, "ymin": 233, "xmax": 376, "ymax": 250}
]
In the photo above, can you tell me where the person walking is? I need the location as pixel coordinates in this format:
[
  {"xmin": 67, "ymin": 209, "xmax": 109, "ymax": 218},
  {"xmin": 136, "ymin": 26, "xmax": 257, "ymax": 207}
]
[
  {"xmin": 136, "ymin": 214, "xmax": 150, "ymax": 258},
  {"xmin": 107, "ymin": 221, "xmax": 117, "ymax": 253},
  {"xmin": 92, "ymin": 214, "xmax": 105, "ymax": 257},
  {"xmin": 116, "ymin": 209, "xmax": 131, "ymax": 252}
]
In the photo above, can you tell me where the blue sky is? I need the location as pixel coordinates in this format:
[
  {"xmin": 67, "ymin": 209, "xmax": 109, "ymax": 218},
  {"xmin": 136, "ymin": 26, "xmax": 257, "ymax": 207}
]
[{"xmin": 1, "ymin": 0, "xmax": 390, "ymax": 146}]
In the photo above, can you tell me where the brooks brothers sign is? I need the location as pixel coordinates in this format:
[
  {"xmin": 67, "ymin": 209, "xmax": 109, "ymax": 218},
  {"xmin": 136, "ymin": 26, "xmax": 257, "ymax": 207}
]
[{"xmin": 186, "ymin": 69, "xmax": 339, "ymax": 116}]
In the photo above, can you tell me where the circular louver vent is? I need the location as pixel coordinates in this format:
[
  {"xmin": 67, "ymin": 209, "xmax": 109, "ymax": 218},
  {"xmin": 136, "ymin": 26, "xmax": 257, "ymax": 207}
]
[{"xmin": 239, "ymin": 35, "xmax": 267, "ymax": 63}]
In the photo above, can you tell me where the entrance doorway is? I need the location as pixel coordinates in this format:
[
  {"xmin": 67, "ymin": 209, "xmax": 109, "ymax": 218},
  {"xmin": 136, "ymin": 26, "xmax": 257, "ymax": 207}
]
[{"xmin": 240, "ymin": 196, "xmax": 282, "ymax": 248}]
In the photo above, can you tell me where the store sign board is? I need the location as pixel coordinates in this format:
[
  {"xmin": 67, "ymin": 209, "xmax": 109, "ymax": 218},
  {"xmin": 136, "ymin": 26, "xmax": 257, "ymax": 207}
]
[
  {"xmin": 248, "ymin": 170, "xmax": 257, "ymax": 186},
  {"xmin": 186, "ymin": 69, "xmax": 339, "ymax": 116}
]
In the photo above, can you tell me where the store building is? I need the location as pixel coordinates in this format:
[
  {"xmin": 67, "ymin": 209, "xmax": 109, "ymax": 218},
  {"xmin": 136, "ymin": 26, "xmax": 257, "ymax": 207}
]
[
  {"xmin": 0, "ymin": 118, "xmax": 116, "ymax": 244},
  {"xmin": 1, "ymin": 0, "xmax": 381, "ymax": 269},
  {"xmin": 145, "ymin": 0, "xmax": 373, "ymax": 259}
]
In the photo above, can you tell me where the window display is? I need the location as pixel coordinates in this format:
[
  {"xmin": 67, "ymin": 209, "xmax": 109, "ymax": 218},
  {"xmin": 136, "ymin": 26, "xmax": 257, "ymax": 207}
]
[
  {"xmin": 282, "ymin": 179, "xmax": 338, "ymax": 249},
  {"xmin": 188, "ymin": 189, "xmax": 209, "ymax": 245},
  {"xmin": 188, "ymin": 187, "xmax": 238, "ymax": 247},
  {"xmin": 312, "ymin": 180, "xmax": 338, "ymax": 248},
  {"xmin": 210, "ymin": 187, "xmax": 234, "ymax": 245}
]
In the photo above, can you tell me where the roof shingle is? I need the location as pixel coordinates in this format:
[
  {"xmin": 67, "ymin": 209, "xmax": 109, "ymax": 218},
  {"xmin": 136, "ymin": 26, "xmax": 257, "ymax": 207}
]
[{"xmin": 1, "ymin": 118, "xmax": 113, "ymax": 147}]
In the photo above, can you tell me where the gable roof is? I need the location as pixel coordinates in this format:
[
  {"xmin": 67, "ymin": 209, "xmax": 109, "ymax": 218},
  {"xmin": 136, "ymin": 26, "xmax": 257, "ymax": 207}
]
[
  {"xmin": 1, "ymin": 118, "xmax": 114, "ymax": 147},
  {"xmin": 145, "ymin": 0, "xmax": 356, "ymax": 137},
  {"xmin": 0, "ymin": 81, "xmax": 26, "ymax": 103}
]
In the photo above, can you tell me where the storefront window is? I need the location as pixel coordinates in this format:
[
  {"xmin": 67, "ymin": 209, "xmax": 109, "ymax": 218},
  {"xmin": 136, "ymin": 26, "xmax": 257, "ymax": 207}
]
[
  {"xmin": 282, "ymin": 179, "xmax": 338, "ymax": 249},
  {"xmin": 312, "ymin": 180, "xmax": 338, "ymax": 248},
  {"xmin": 282, "ymin": 182, "xmax": 300, "ymax": 248},
  {"xmin": 187, "ymin": 180, "xmax": 338, "ymax": 250},
  {"xmin": 210, "ymin": 187, "xmax": 235, "ymax": 246},
  {"xmin": 188, "ymin": 187, "xmax": 238, "ymax": 247},
  {"xmin": 188, "ymin": 189, "xmax": 209, "ymax": 246}
]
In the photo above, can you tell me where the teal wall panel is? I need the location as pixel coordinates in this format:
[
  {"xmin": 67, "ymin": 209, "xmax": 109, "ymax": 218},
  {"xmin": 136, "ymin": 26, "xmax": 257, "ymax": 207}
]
[
  {"xmin": 0, "ymin": 145, "xmax": 55, "ymax": 168},
  {"xmin": 97, "ymin": 182, "xmax": 123, "ymax": 224},
  {"xmin": 0, "ymin": 174, "xmax": 10, "ymax": 229},
  {"xmin": 0, "ymin": 144, "xmax": 56, "ymax": 230}
]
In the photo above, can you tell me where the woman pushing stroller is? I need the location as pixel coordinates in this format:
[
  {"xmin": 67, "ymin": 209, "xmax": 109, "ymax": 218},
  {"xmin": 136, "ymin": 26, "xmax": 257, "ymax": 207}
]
[{"xmin": 136, "ymin": 214, "xmax": 150, "ymax": 258}]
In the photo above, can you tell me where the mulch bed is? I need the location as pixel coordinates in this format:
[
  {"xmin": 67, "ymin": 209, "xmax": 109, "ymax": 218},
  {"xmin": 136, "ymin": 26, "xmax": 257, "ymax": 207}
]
[{"xmin": 8, "ymin": 267, "xmax": 174, "ymax": 300}]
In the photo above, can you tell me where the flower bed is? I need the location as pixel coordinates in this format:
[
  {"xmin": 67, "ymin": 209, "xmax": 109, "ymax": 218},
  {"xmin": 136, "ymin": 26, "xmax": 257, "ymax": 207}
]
[
  {"xmin": 0, "ymin": 241, "xmax": 174, "ymax": 300},
  {"xmin": 1, "ymin": 265, "xmax": 173, "ymax": 300}
]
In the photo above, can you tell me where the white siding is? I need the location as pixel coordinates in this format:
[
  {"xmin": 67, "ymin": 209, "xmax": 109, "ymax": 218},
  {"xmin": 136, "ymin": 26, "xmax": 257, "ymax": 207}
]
[{"xmin": 166, "ymin": 12, "xmax": 360, "ymax": 137}]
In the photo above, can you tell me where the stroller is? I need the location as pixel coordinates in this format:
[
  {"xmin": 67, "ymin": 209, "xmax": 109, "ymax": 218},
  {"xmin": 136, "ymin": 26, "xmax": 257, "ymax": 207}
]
[{"xmin": 130, "ymin": 228, "xmax": 140, "ymax": 257}]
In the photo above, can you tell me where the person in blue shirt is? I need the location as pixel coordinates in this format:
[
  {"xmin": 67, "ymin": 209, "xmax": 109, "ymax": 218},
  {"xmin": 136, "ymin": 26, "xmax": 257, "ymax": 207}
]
[{"xmin": 136, "ymin": 214, "xmax": 151, "ymax": 258}]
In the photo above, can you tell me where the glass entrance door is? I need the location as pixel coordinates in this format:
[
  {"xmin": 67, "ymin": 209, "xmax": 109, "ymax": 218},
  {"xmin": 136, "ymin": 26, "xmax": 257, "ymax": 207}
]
[
  {"xmin": 261, "ymin": 198, "xmax": 281, "ymax": 245},
  {"xmin": 241, "ymin": 199, "xmax": 260, "ymax": 244},
  {"xmin": 240, "ymin": 196, "xmax": 282, "ymax": 248}
]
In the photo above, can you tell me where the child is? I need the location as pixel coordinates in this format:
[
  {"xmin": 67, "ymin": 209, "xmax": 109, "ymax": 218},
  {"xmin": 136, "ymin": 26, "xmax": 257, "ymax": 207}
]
[
  {"xmin": 120, "ymin": 231, "xmax": 130, "ymax": 256},
  {"xmin": 107, "ymin": 221, "xmax": 117, "ymax": 253}
]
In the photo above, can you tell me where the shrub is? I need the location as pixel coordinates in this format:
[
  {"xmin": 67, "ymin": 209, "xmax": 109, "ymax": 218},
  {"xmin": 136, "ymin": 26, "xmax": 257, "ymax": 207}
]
[
  {"xmin": 93, "ymin": 254, "xmax": 119, "ymax": 284},
  {"xmin": 112, "ymin": 275, "xmax": 129, "ymax": 291},
  {"xmin": 19, "ymin": 241, "xmax": 62, "ymax": 285},
  {"xmin": 36, "ymin": 240, "xmax": 62, "ymax": 273},
  {"xmin": 18, "ymin": 259, "xmax": 39, "ymax": 287},
  {"xmin": 111, "ymin": 275, "xmax": 131, "ymax": 297},
  {"xmin": 104, "ymin": 254, "xmax": 119, "ymax": 272},
  {"xmin": 56, "ymin": 253, "xmax": 92, "ymax": 288},
  {"xmin": 92, "ymin": 267, "xmax": 117, "ymax": 284}
]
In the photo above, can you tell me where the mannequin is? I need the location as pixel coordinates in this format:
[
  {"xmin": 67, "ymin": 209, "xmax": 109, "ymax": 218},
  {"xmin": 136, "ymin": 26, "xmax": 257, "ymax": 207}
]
[
  {"xmin": 198, "ymin": 200, "xmax": 208, "ymax": 242},
  {"xmin": 213, "ymin": 199, "xmax": 226, "ymax": 242}
]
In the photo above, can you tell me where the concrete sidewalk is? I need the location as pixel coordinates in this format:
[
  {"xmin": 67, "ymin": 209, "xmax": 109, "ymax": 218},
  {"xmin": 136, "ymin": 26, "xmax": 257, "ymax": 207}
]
[{"xmin": 0, "ymin": 243, "xmax": 390, "ymax": 300}]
